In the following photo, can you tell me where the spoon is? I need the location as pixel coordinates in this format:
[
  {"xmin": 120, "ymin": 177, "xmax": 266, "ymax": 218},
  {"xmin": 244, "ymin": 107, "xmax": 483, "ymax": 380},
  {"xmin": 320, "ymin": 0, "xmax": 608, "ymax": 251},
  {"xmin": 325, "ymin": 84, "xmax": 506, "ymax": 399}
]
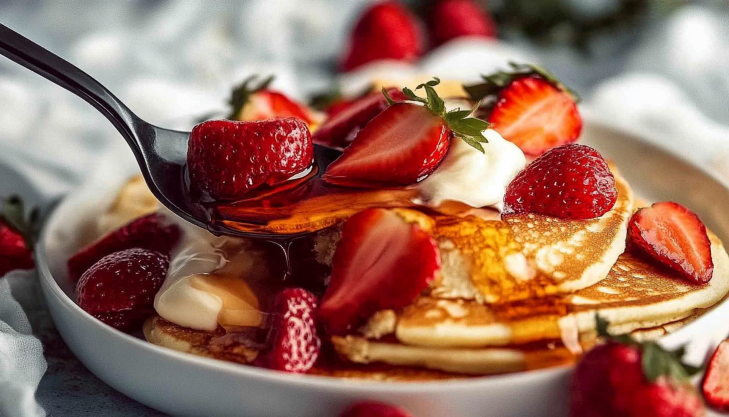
[{"xmin": 0, "ymin": 23, "xmax": 342, "ymax": 239}]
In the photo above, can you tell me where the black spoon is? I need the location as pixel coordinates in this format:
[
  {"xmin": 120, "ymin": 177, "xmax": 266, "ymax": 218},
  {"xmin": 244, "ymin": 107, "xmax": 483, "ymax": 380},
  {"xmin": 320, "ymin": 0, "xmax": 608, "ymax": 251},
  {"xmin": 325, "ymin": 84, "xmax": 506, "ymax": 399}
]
[{"xmin": 0, "ymin": 23, "xmax": 342, "ymax": 239}]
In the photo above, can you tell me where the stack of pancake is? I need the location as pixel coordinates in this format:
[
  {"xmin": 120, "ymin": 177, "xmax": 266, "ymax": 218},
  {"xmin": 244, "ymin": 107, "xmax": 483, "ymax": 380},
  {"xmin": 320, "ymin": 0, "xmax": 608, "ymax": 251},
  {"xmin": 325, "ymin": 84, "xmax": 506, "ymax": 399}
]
[{"xmin": 143, "ymin": 167, "xmax": 729, "ymax": 379}]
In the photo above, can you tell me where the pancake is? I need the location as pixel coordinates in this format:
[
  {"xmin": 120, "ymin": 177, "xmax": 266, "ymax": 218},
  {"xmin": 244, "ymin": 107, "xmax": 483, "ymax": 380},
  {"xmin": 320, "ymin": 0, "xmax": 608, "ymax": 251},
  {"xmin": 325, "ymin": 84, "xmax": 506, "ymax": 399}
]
[
  {"xmin": 143, "ymin": 316, "xmax": 258, "ymax": 364},
  {"xmin": 356, "ymin": 232, "xmax": 729, "ymax": 350},
  {"xmin": 432, "ymin": 165, "xmax": 634, "ymax": 303}
]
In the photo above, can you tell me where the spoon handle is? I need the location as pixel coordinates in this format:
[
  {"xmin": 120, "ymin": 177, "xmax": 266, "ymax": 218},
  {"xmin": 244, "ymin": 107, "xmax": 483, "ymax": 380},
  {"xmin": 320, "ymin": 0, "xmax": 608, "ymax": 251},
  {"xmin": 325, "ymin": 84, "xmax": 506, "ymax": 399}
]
[{"xmin": 0, "ymin": 23, "xmax": 145, "ymax": 155}]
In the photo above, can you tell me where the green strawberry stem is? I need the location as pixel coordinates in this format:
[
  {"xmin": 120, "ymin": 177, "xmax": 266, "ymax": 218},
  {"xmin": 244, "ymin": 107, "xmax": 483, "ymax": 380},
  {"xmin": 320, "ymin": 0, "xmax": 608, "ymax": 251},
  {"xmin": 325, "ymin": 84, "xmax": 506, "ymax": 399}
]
[
  {"xmin": 226, "ymin": 74, "xmax": 275, "ymax": 120},
  {"xmin": 464, "ymin": 62, "xmax": 580, "ymax": 103},
  {"xmin": 382, "ymin": 78, "xmax": 492, "ymax": 153},
  {"xmin": 595, "ymin": 314, "xmax": 702, "ymax": 383}
]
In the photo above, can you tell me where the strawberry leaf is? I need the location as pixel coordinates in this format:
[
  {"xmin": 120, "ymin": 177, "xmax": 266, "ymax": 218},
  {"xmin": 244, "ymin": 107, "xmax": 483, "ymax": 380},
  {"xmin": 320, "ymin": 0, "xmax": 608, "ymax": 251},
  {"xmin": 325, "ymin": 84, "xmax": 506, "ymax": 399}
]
[
  {"xmin": 382, "ymin": 78, "xmax": 492, "ymax": 153},
  {"xmin": 227, "ymin": 74, "xmax": 275, "ymax": 120},
  {"xmin": 0, "ymin": 196, "xmax": 39, "ymax": 248},
  {"xmin": 464, "ymin": 62, "xmax": 580, "ymax": 103},
  {"xmin": 596, "ymin": 314, "xmax": 702, "ymax": 384}
]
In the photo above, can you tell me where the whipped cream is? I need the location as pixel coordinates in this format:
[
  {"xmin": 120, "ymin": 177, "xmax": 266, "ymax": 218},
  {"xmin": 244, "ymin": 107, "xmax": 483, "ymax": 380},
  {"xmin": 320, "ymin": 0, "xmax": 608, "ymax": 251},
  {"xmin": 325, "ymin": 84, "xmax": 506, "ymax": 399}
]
[
  {"xmin": 153, "ymin": 210, "xmax": 232, "ymax": 331},
  {"xmin": 416, "ymin": 129, "xmax": 526, "ymax": 210}
]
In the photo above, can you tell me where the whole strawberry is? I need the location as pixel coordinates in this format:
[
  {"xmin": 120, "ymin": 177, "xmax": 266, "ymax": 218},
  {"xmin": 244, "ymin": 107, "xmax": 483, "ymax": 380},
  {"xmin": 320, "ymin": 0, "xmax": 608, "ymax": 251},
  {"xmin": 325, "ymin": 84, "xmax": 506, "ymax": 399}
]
[
  {"xmin": 628, "ymin": 202, "xmax": 713, "ymax": 284},
  {"xmin": 76, "ymin": 248, "xmax": 169, "ymax": 331},
  {"xmin": 0, "ymin": 196, "xmax": 36, "ymax": 276},
  {"xmin": 503, "ymin": 143, "xmax": 617, "ymax": 219},
  {"xmin": 339, "ymin": 402, "xmax": 413, "ymax": 417},
  {"xmin": 67, "ymin": 213, "xmax": 181, "ymax": 281},
  {"xmin": 256, "ymin": 287, "xmax": 321, "ymax": 373},
  {"xmin": 570, "ymin": 316, "xmax": 705, "ymax": 417},
  {"xmin": 429, "ymin": 0, "xmax": 497, "ymax": 47},
  {"xmin": 187, "ymin": 118, "xmax": 314, "ymax": 201},
  {"xmin": 340, "ymin": 1, "xmax": 423, "ymax": 72}
]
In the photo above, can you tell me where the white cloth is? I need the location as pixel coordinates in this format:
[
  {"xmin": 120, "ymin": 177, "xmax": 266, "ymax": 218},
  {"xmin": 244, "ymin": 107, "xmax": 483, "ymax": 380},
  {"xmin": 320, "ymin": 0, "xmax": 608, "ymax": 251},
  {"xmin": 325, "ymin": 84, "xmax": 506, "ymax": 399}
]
[{"xmin": 1, "ymin": 2, "xmax": 729, "ymax": 416}]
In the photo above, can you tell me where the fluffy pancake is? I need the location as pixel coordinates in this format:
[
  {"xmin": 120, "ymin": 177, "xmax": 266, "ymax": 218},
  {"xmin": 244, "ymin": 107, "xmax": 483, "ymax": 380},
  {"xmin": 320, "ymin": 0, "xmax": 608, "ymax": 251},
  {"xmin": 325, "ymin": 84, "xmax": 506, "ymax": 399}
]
[
  {"xmin": 363, "ymin": 232, "xmax": 729, "ymax": 350},
  {"xmin": 143, "ymin": 316, "xmax": 258, "ymax": 364},
  {"xmin": 432, "ymin": 166, "xmax": 634, "ymax": 303}
]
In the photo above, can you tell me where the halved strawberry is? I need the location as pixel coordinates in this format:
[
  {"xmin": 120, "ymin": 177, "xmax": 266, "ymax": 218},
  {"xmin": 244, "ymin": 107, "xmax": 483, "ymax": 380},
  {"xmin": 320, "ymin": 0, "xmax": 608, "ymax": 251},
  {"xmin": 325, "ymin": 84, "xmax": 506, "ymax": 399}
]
[
  {"xmin": 703, "ymin": 339, "xmax": 729, "ymax": 411},
  {"xmin": 319, "ymin": 209, "xmax": 440, "ymax": 335},
  {"xmin": 313, "ymin": 88, "xmax": 406, "ymax": 149},
  {"xmin": 227, "ymin": 76, "xmax": 318, "ymax": 128},
  {"xmin": 323, "ymin": 78, "xmax": 490, "ymax": 187},
  {"xmin": 465, "ymin": 63, "xmax": 582, "ymax": 156},
  {"xmin": 628, "ymin": 202, "xmax": 714, "ymax": 284}
]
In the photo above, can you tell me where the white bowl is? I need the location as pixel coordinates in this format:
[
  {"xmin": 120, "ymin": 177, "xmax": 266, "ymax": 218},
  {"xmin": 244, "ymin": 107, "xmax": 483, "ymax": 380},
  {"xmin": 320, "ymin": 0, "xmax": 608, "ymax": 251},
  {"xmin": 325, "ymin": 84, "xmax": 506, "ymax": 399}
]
[{"xmin": 36, "ymin": 121, "xmax": 729, "ymax": 417}]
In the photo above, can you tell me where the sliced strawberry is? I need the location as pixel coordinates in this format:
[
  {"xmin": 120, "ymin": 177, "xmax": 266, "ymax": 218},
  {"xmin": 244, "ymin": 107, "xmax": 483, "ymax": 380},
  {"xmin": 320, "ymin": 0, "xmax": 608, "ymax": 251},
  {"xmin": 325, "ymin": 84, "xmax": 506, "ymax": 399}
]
[
  {"xmin": 76, "ymin": 248, "xmax": 168, "ymax": 331},
  {"xmin": 629, "ymin": 202, "xmax": 714, "ymax": 284},
  {"xmin": 703, "ymin": 339, "xmax": 729, "ymax": 411},
  {"xmin": 323, "ymin": 79, "xmax": 490, "ymax": 187},
  {"xmin": 227, "ymin": 76, "xmax": 318, "ymax": 127},
  {"xmin": 340, "ymin": 1, "xmax": 423, "ymax": 72},
  {"xmin": 489, "ymin": 77, "xmax": 582, "ymax": 156},
  {"xmin": 0, "ymin": 196, "xmax": 36, "ymax": 277},
  {"xmin": 313, "ymin": 88, "xmax": 406, "ymax": 149},
  {"xmin": 256, "ymin": 287, "xmax": 321, "ymax": 373},
  {"xmin": 503, "ymin": 144, "xmax": 617, "ymax": 220},
  {"xmin": 187, "ymin": 118, "xmax": 314, "ymax": 201},
  {"xmin": 67, "ymin": 213, "xmax": 181, "ymax": 281},
  {"xmin": 429, "ymin": 0, "xmax": 497, "ymax": 47},
  {"xmin": 340, "ymin": 402, "xmax": 413, "ymax": 417},
  {"xmin": 319, "ymin": 209, "xmax": 440, "ymax": 335}
]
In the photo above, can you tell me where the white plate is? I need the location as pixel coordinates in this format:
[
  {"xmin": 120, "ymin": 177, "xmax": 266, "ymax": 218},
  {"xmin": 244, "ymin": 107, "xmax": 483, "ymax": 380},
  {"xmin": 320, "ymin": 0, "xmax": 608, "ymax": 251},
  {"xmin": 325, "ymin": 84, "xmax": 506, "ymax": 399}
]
[{"xmin": 36, "ymin": 121, "xmax": 729, "ymax": 417}]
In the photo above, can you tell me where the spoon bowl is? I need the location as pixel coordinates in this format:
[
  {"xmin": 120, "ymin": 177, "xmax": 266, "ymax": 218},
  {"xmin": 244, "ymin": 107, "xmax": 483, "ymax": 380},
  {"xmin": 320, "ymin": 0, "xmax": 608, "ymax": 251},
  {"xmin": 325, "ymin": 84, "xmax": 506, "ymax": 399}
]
[{"xmin": 0, "ymin": 23, "xmax": 342, "ymax": 239}]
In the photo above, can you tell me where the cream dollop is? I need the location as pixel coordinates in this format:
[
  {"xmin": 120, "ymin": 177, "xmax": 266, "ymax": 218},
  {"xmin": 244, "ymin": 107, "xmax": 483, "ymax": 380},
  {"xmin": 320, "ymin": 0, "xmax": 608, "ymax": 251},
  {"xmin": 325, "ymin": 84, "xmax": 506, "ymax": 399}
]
[
  {"xmin": 153, "ymin": 211, "xmax": 230, "ymax": 331},
  {"xmin": 416, "ymin": 129, "xmax": 526, "ymax": 210}
]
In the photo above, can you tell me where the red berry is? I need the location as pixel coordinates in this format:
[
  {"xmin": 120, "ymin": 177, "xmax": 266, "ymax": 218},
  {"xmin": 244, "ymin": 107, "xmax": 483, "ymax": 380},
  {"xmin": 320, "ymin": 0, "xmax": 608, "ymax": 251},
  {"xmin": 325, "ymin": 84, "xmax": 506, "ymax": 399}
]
[
  {"xmin": 67, "ymin": 213, "xmax": 180, "ymax": 281},
  {"xmin": 313, "ymin": 88, "xmax": 406, "ymax": 149},
  {"xmin": 257, "ymin": 288, "xmax": 321, "ymax": 373},
  {"xmin": 570, "ymin": 343, "xmax": 704, "ymax": 417},
  {"xmin": 503, "ymin": 144, "xmax": 617, "ymax": 220},
  {"xmin": 238, "ymin": 90, "xmax": 317, "ymax": 127},
  {"xmin": 703, "ymin": 339, "xmax": 729, "ymax": 411},
  {"xmin": 339, "ymin": 402, "xmax": 413, "ymax": 417},
  {"xmin": 429, "ymin": 0, "xmax": 497, "ymax": 47},
  {"xmin": 0, "ymin": 222, "xmax": 34, "ymax": 276},
  {"xmin": 323, "ymin": 103, "xmax": 451, "ymax": 187},
  {"xmin": 76, "ymin": 248, "xmax": 169, "ymax": 331},
  {"xmin": 629, "ymin": 202, "xmax": 713, "ymax": 284},
  {"xmin": 320, "ymin": 209, "xmax": 440, "ymax": 335},
  {"xmin": 340, "ymin": 1, "xmax": 423, "ymax": 72},
  {"xmin": 187, "ymin": 118, "xmax": 314, "ymax": 201},
  {"xmin": 489, "ymin": 77, "xmax": 582, "ymax": 156}
]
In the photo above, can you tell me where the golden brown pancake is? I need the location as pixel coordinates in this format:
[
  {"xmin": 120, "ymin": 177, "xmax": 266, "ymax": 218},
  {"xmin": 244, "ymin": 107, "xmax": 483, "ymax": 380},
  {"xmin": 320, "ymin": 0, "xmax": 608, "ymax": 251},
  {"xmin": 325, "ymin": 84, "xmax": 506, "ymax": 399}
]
[{"xmin": 432, "ymin": 166, "xmax": 634, "ymax": 304}]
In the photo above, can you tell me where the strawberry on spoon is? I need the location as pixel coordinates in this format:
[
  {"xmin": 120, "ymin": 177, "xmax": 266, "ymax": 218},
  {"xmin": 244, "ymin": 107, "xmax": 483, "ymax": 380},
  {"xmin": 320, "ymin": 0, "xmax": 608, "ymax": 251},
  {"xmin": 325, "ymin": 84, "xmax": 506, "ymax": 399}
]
[
  {"xmin": 465, "ymin": 63, "xmax": 582, "ymax": 156},
  {"xmin": 323, "ymin": 78, "xmax": 491, "ymax": 188},
  {"xmin": 319, "ymin": 209, "xmax": 440, "ymax": 335}
]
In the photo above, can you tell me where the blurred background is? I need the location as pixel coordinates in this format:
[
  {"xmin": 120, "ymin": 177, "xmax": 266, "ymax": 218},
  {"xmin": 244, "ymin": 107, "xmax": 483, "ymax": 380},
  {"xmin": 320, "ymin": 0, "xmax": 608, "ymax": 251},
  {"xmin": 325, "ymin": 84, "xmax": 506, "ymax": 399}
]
[
  {"xmin": 2, "ymin": 1, "xmax": 729, "ymax": 415},
  {"xmin": 1, "ymin": 0, "xmax": 729, "ymax": 204}
]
